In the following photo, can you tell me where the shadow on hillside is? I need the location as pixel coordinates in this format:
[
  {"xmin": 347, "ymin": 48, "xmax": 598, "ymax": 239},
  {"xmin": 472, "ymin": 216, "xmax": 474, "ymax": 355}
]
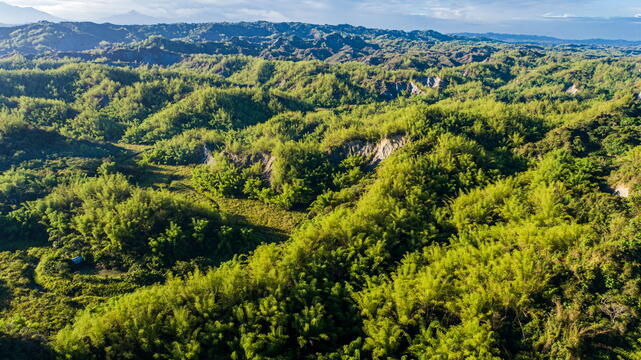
[
  {"xmin": 206, "ymin": 216, "xmax": 290, "ymax": 268},
  {"xmin": 226, "ymin": 212, "xmax": 297, "ymax": 254},
  {"xmin": 0, "ymin": 125, "xmax": 124, "ymax": 172},
  {"xmin": 247, "ymin": 225, "xmax": 290, "ymax": 247},
  {"xmin": 0, "ymin": 238, "xmax": 49, "ymax": 253},
  {"xmin": 0, "ymin": 334, "xmax": 55, "ymax": 360},
  {"xmin": 0, "ymin": 280, "xmax": 10, "ymax": 312}
]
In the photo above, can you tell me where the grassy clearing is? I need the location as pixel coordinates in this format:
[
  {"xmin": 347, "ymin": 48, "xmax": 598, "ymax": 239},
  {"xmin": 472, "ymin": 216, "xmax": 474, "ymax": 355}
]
[
  {"xmin": 115, "ymin": 142, "xmax": 307, "ymax": 236},
  {"xmin": 215, "ymin": 196, "xmax": 307, "ymax": 236}
]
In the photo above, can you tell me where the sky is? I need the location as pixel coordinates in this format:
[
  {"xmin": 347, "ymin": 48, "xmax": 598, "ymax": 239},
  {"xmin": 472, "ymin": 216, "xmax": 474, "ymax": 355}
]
[{"xmin": 4, "ymin": 0, "xmax": 641, "ymax": 39}]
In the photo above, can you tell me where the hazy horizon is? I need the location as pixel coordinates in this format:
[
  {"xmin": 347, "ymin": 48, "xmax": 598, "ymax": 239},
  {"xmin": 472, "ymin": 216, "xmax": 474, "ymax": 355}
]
[{"xmin": 2, "ymin": 0, "xmax": 641, "ymax": 40}]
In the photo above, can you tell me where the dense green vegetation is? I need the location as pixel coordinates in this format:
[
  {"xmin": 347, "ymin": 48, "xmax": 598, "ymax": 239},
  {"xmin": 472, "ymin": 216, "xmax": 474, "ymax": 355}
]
[{"xmin": 1, "ymin": 20, "xmax": 641, "ymax": 359}]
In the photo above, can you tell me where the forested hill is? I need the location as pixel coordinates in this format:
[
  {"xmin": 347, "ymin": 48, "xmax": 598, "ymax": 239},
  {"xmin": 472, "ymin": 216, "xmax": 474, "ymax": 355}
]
[
  {"xmin": 0, "ymin": 21, "xmax": 498, "ymax": 66},
  {"xmin": 4, "ymin": 19, "xmax": 641, "ymax": 360}
]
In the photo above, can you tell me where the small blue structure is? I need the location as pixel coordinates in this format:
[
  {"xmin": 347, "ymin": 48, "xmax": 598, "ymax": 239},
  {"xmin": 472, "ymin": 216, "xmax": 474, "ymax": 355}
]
[{"xmin": 71, "ymin": 256, "xmax": 84, "ymax": 265}]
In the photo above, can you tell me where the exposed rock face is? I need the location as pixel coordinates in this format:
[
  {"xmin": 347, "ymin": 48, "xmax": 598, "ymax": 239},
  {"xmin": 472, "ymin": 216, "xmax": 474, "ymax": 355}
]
[
  {"xmin": 219, "ymin": 150, "xmax": 275, "ymax": 181},
  {"xmin": 215, "ymin": 135, "xmax": 408, "ymax": 187},
  {"xmin": 566, "ymin": 84, "xmax": 580, "ymax": 95},
  {"xmin": 260, "ymin": 153, "xmax": 275, "ymax": 180},
  {"xmin": 379, "ymin": 79, "xmax": 439, "ymax": 99},
  {"xmin": 380, "ymin": 81, "xmax": 414, "ymax": 99},
  {"xmin": 371, "ymin": 136, "xmax": 410, "ymax": 163},
  {"xmin": 338, "ymin": 134, "xmax": 409, "ymax": 166},
  {"xmin": 410, "ymin": 82, "xmax": 424, "ymax": 95},
  {"xmin": 425, "ymin": 76, "xmax": 442, "ymax": 89},
  {"xmin": 203, "ymin": 144, "xmax": 215, "ymax": 165},
  {"xmin": 614, "ymin": 184, "xmax": 631, "ymax": 198}
]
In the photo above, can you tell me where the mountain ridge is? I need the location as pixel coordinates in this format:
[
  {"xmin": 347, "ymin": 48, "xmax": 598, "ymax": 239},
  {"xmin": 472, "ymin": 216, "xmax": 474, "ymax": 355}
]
[
  {"xmin": 4, "ymin": 20, "xmax": 639, "ymax": 69},
  {"xmin": 0, "ymin": 20, "xmax": 489, "ymax": 67},
  {"xmin": 454, "ymin": 32, "xmax": 641, "ymax": 47},
  {"xmin": 0, "ymin": 1, "xmax": 61, "ymax": 24}
]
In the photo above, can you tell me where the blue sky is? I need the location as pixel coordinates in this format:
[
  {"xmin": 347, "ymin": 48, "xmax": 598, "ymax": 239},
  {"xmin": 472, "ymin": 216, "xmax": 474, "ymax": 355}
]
[{"xmin": 5, "ymin": 0, "xmax": 641, "ymax": 39}]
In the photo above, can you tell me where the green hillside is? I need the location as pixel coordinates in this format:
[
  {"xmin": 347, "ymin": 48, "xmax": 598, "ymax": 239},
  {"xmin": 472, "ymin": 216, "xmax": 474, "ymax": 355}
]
[{"xmin": 1, "ymin": 20, "xmax": 641, "ymax": 359}]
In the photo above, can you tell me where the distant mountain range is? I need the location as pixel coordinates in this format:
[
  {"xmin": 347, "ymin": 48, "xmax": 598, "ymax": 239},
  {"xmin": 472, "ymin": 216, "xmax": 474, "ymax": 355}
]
[
  {"xmin": 0, "ymin": 21, "xmax": 484, "ymax": 67},
  {"xmin": 0, "ymin": 2, "xmax": 166, "ymax": 26},
  {"xmin": 454, "ymin": 32, "xmax": 641, "ymax": 47},
  {"xmin": 0, "ymin": 19, "xmax": 638, "ymax": 68},
  {"xmin": 1, "ymin": 1, "xmax": 641, "ymax": 42},
  {"xmin": 0, "ymin": 2, "xmax": 61, "ymax": 24}
]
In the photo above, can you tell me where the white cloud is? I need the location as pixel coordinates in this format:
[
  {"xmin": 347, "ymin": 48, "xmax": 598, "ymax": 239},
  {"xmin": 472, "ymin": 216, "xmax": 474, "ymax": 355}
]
[
  {"xmin": 542, "ymin": 13, "xmax": 576, "ymax": 18},
  {"xmin": 224, "ymin": 8, "xmax": 290, "ymax": 22},
  {"xmin": 3, "ymin": 0, "xmax": 641, "ymax": 23},
  {"xmin": 300, "ymin": 0, "xmax": 329, "ymax": 10},
  {"xmin": 191, "ymin": 0, "xmax": 251, "ymax": 6}
]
